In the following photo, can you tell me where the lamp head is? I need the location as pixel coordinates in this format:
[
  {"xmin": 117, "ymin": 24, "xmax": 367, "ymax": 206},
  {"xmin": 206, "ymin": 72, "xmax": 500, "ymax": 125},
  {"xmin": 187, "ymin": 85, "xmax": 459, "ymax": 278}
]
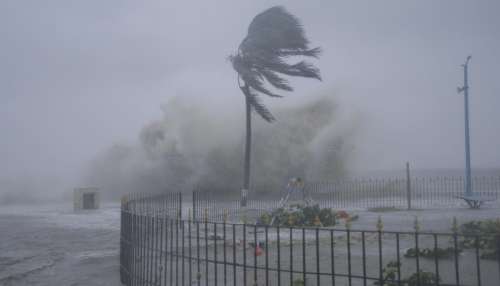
[{"xmin": 465, "ymin": 55, "xmax": 472, "ymax": 65}]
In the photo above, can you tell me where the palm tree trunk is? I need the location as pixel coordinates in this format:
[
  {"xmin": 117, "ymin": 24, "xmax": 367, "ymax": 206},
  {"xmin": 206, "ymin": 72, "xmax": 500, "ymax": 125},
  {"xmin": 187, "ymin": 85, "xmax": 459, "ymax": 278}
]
[{"xmin": 242, "ymin": 84, "xmax": 251, "ymax": 207}]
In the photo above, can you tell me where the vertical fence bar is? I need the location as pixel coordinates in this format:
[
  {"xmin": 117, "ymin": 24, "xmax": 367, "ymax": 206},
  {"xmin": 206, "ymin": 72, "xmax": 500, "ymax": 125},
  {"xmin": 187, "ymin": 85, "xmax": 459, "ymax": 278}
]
[
  {"xmin": 415, "ymin": 232, "xmax": 421, "ymax": 286},
  {"xmin": 196, "ymin": 220, "xmax": 200, "ymax": 286},
  {"xmin": 188, "ymin": 215, "xmax": 192, "ymax": 286},
  {"xmin": 347, "ymin": 229, "xmax": 352, "ymax": 286},
  {"xmin": 136, "ymin": 207, "xmax": 140, "ymax": 285},
  {"xmin": 233, "ymin": 224, "xmax": 237, "ymax": 286},
  {"xmin": 223, "ymin": 219, "xmax": 227, "ymax": 286},
  {"xmin": 204, "ymin": 218, "xmax": 208, "ymax": 286},
  {"xmin": 214, "ymin": 222, "xmax": 218, "ymax": 286},
  {"xmin": 146, "ymin": 215, "xmax": 151, "ymax": 285},
  {"xmin": 396, "ymin": 232, "xmax": 401, "ymax": 286},
  {"xmin": 141, "ymin": 214, "xmax": 145, "ymax": 285},
  {"xmin": 453, "ymin": 233, "xmax": 460, "ymax": 285},
  {"xmin": 175, "ymin": 218, "xmax": 179, "ymax": 286},
  {"xmin": 316, "ymin": 228, "xmax": 320, "ymax": 286},
  {"xmin": 331, "ymin": 230, "xmax": 336, "ymax": 286},
  {"xmin": 159, "ymin": 214, "xmax": 164, "ymax": 285},
  {"xmin": 135, "ymin": 212, "xmax": 139, "ymax": 286},
  {"xmin": 475, "ymin": 236, "xmax": 482, "ymax": 286},
  {"xmin": 362, "ymin": 231, "xmax": 367, "ymax": 286},
  {"xmin": 378, "ymin": 230, "xmax": 383, "ymax": 285},
  {"xmin": 290, "ymin": 227, "xmax": 293, "ymax": 285},
  {"xmin": 164, "ymin": 216, "xmax": 168, "ymax": 286},
  {"xmin": 243, "ymin": 223, "xmax": 247, "ymax": 286},
  {"xmin": 129, "ymin": 210, "xmax": 133, "ymax": 286},
  {"xmin": 302, "ymin": 228, "xmax": 306, "ymax": 284},
  {"xmin": 182, "ymin": 220, "xmax": 185, "ymax": 286},
  {"xmin": 496, "ymin": 234, "xmax": 500, "ymax": 283},
  {"xmin": 130, "ymin": 212, "xmax": 135, "ymax": 286},
  {"xmin": 265, "ymin": 225, "xmax": 269, "ymax": 286},
  {"xmin": 254, "ymin": 224, "xmax": 258, "ymax": 286},
  {"xmin": 120, "ymin": 206, "xmax": 125, "ymax": 284},
  {"xmin": 433, "ymin": 234, "xmax": 439, "ymax": 286},
  {"xmin": 170, "ymin": 219, "xmax": 174, "ymax": 286},
  {"xmin": 154, "ymin": 212, "xmax": 159, "ymax": 286},
  {"xmin": 277, "ymin": 226, "xmax": 281, "ymax": 286},
  {"xmin": 140, "ymin": 205, "xmax": 144, "ymax": 285},
  {"xmin": 150, "ymin": 212, "xmax": 155, "ymax": 285}
]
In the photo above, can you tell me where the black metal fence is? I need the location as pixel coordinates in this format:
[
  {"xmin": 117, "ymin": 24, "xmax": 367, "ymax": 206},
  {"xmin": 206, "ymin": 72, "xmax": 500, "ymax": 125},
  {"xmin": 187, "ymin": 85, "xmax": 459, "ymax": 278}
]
[
  {"xmin": 193, "ymin": 190, "xmax": 281, "ymax": 222},
  {"xmin": 307, "ymin": 176, "xmax": 500, "ymax": 209},
  {"xmin": 120, "ymin": 193, "xmax": 500, "ymax": 286},
  {"xmin": 192, "ymin": 176, "xmax": 500, "ymax": 219}
]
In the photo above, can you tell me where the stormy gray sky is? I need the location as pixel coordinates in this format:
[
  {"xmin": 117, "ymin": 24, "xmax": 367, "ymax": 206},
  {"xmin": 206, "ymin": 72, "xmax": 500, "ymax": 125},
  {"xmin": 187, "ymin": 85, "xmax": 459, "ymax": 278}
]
[{"xmin": 1, "ymin": 1, "xmax": 500, "ymax": 192}]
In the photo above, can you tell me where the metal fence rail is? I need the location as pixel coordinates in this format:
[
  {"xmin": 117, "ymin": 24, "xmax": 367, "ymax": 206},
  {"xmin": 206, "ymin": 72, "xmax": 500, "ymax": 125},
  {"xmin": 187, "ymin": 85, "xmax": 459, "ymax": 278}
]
[
  {"xmin": 307, "ymin": 176, "xmax": 500, "ymax": 209},
  {"xmin": 120, "ymin": 193, "xmax": 500, "ymax": 286},
  {"xmin": 193, "ymin": 190, "xmax": 281, "ymax": 222},
  {"xmin": 192, "ymin": 176, "xmax": 500, "ymax": 220}
]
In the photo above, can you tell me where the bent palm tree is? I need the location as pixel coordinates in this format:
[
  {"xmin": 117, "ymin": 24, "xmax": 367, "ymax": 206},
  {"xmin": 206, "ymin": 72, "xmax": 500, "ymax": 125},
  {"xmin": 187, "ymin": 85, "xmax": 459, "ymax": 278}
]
[{"xmin": 229, "ymin": 6, "xmax": 321, "ymax": 206}]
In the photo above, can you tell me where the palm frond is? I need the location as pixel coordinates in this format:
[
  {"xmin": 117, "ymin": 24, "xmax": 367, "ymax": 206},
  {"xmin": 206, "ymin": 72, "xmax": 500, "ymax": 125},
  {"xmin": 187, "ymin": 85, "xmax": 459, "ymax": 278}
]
[
  {"xmin": 251, "ymin": 57, "xmax": 321, "ymax": 81},
  {"xmin": 230, "ymin": 6, "xmax": 321, "ymax": 122},
  {"xmin": 259, "ymin": 69, "xmax": 292, "ymax": 91},
  {"xmin": 242, "ymin": 6, "xmax": 309, "ymax": 53},
  {"xmin": 240, "ymin": 85, "xmax": 275, "ymax": 122},
  {"xmin": 231, "ymin": 54, "xmax": 283, "ymax": 97},
  {"xmin": 278, "ymin": 47, "xmax": 322, "ymax": 58}
]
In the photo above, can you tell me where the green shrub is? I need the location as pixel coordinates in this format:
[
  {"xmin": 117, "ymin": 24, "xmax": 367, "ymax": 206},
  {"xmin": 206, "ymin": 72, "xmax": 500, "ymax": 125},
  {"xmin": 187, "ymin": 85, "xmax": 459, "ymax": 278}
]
[
  {"xmin": 406, "ymin": 271, "xmax": 439, "ymax": 286},
  {"xmin": 373, "ymin": 261, "xmax": 399, "ymax": 286},
  {"xmin": 319, "ymin": 207, "xmax": 336, "ymax": 226},
  {"xmin": 459, "ymin": 219, "xmax": 500, "ymax": 250},
  {"xmin": 258, "ymin": 212, "xmax": 272, "ymax": 226},
  {"xmin": 374, "ymin": 261, "xmax": 439, "ymax": 286},
  {"xmin": 259, "ymin": 204, "xmax": 343, "ymax": 227},
  {"xmin": 480, "ymin": 250, "xmax": 499, "ymax": 260},
  {"xmin": 404, "ymin": 247, "xmax": 459, "ymax": 259}
]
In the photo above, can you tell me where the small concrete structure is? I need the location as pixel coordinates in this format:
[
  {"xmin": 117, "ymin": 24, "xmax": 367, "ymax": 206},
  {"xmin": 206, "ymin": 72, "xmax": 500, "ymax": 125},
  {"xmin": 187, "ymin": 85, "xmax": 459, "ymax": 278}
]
[{"xmin": 74, "ymin": 187, "xmax": 100, "ymax": 210}]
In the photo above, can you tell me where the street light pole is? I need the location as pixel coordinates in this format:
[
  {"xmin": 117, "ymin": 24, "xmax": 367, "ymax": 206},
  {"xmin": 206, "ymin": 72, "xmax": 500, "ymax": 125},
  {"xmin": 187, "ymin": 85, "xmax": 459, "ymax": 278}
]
[{"xmin": 457, "ymin": 55, "xmax": 472, "ymax": 196}]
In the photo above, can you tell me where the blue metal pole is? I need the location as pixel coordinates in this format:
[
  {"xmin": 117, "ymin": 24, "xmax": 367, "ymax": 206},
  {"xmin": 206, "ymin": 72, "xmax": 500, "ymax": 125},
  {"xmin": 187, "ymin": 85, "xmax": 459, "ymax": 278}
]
[{"xmin": 462, "ymin": 56, "xmax": 472, "ymax": 196}]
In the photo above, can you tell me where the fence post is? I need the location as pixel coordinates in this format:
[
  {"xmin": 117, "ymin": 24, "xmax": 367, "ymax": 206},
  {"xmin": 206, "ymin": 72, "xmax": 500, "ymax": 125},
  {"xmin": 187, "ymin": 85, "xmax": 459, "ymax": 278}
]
[
  {"xmin": 496, "ymin": 232, "xmax": 500, "ymax": 281},
  {"xmin": 406, "ymin": 162, "xmax": 412, "ymax": 209}
]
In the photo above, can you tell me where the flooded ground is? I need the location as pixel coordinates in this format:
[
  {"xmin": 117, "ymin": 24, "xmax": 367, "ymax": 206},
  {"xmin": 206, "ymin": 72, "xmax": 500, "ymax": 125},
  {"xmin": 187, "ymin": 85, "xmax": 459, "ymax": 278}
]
[{"xmin": 0, "ymin": 203, "xmax": 121, "ymax": 286}]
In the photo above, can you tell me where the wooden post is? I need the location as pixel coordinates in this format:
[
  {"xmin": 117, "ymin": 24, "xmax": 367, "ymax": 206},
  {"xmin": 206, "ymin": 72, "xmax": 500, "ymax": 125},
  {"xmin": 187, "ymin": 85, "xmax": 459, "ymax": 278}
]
[{"xmin": 406, "ymin": 162, "xmax": 412, "ymax": 209}]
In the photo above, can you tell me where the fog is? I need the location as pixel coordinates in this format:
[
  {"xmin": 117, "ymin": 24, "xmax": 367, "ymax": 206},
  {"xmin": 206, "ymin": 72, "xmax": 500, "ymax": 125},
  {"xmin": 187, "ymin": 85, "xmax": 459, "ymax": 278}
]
[{"xmin": 2, "ymin": 1, "xmax": 500, "ymax": 203}]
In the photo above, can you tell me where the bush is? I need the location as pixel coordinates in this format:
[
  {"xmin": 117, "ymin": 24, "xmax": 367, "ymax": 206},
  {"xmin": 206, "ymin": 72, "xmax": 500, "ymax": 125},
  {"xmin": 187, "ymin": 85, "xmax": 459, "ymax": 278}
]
[
  {"xmin": 374, "ymin": 261, "xmax": 439, "ymax": 286},
  {"xmin": 406, "ymin": 271, "xmax": 439, "ymax": 286},
  {"xmin": 259, "ymin": 204, "xmax": 345, "ymax": 227},
  {"xmin": 404, "ymin": 247, "xmax": 459, "ymax": 259},
  {"xmin": 480, "ymin": 250, "xmax": 499, "ymax": 260},
  {"xmin": 257, "ymin": 212, "xmax": 272, "ymax": 226},
  {"xmin": 319, "ymin": 207, "xmax": 336, "ymax": 226},
  {"xmin": 459, "ymin": 219, "xmax": 500, "ymax": 250},
  {"xmin": 374, "ymin": 261, "xmax": 399, "ymax": 285}
]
